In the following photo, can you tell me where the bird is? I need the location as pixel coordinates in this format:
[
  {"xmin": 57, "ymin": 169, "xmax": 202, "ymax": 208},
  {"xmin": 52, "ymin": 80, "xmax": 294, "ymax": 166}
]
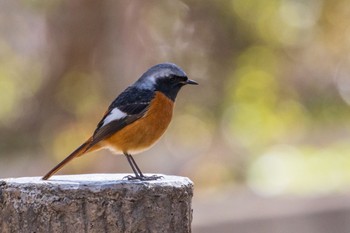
[{"xmin": 42, "ymin": 63, "xmax": 198, "ymax": 181}]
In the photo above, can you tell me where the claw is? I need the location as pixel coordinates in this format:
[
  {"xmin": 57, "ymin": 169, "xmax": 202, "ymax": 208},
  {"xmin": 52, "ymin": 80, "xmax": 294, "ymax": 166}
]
[
  {"xmin": 122, "ymin": 175, "xmax": 164, "ymax": 181},
  {"xmin": 140, "ymin": 175, "xmax": 163, "ymax": 181},
  {"xmin": 122, "ymin": 175, "xmax": 140, "ymax": 180}
]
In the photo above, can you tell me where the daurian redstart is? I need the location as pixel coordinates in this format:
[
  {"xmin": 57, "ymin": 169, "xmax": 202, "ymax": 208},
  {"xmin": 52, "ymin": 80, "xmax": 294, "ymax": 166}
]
[{"xmin": 42, "ymin": 63, "xmax": 198, "ymax": 180}]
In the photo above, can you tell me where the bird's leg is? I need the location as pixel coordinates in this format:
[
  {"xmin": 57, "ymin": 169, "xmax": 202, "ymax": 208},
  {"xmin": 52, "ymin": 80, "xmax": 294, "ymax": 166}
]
[
  {"xmin": 128, "ymin": 154, "xmax": 144, "ymax": 177},
  {"xmin": 129, "ymin": 154, "xmax": 163, "ymax": 180},
  {"xmin": 123, "ymin": 153, "xmax": 163, "ymax": 181},
  {"xmin": 123, "ymin": 153, "xmax": 142, "ymax": 180}
]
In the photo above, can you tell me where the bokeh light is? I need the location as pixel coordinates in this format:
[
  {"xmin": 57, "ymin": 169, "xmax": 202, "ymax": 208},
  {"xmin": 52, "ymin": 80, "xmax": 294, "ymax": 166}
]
[{"xmin": 2, "ymin": 0, "xmax": 350, "ymax": 232}]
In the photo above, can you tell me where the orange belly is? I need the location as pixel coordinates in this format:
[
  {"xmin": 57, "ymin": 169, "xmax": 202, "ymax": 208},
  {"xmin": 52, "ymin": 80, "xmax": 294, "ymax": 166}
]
[{"xmin": 103, "ymin": 91, "xmax": 174, "ymax": 154}]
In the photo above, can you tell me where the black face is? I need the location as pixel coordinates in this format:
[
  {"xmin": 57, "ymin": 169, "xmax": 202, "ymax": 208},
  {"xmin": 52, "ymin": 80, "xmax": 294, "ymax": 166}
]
[{"xmin": 155, "ymin": 75, "xmax": 191, "ymax": 101}]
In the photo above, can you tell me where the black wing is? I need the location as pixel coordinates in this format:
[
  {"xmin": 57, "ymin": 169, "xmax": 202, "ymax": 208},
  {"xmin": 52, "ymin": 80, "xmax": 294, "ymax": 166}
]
[{"xmin": 88, "ymin": 87, "xmax": 154, "ymax": 148}]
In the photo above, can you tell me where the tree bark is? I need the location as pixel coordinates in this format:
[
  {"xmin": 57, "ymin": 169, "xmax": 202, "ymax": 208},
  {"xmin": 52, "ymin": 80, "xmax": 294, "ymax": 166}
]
[{"xmin": 0, "ymin": 174, "xmax": 193, "ymax": 233}]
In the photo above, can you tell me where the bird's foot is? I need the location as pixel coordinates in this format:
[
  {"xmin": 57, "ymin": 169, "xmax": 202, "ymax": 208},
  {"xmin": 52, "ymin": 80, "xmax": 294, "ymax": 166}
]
[
  {"xmin": 123, "ymin": 174, "xmax": 163, "ymax": 181},
  {"xmin": 122, "ymin": 175, "xmax": 139, "ymax": 180},
  {"xmin": 140, "ymin": 175, "xmax": 164, "ymax": 181}
]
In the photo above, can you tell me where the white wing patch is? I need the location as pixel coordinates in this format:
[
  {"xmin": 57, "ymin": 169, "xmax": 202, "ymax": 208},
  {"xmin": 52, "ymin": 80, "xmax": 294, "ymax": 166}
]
[{"xmin": 102, "ymin": 108, "xmax": 127, "ymax": 127}]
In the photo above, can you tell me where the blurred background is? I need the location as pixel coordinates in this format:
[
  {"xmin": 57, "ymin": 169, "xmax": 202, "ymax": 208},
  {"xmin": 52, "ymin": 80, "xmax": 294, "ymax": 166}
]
[{"xmin": 1, "ymin": 0, "xmax": 350, "ymax": 232}]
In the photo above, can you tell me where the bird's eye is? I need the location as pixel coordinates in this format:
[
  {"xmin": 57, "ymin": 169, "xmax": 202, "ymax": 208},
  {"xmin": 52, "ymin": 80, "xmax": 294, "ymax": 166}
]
[{"xmin": 169, "ymin": 75, "xmax": 177, "ymax": 82}]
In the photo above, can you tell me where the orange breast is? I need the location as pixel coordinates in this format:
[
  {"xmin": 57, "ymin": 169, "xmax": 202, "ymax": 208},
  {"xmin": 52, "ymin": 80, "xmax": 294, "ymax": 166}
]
[{"xmin": 103, "ymin": 91, "xmax": 174, "ymax": 154}]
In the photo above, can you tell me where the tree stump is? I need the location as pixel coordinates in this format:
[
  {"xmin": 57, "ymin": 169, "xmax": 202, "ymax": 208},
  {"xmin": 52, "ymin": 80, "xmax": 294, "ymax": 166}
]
[{"xmin": 0, "ymin": 174, "xmax": 193, "ymax": 233}]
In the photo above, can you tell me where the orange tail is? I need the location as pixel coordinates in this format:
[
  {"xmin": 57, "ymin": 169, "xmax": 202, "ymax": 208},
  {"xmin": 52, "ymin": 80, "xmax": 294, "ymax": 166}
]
[{"xmin": 42, "ymin": 138, "xmax": 97, "ymax": 180}]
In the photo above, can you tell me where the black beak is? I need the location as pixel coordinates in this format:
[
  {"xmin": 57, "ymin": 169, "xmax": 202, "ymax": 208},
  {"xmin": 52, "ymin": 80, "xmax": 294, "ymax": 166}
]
[{"xmin": 185, "ymin": 79, "xmax": 199, "ymax": 85}]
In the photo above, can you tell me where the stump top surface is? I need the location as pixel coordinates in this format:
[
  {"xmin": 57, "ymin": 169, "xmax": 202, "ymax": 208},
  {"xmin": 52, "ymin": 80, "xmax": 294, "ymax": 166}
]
[{"xmin": 1, "ymin": 173, "xmax": 192, "ymax": 189}]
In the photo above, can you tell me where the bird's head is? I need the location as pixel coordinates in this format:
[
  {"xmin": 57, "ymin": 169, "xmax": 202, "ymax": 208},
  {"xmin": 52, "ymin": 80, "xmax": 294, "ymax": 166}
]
[{"xmin": 135, "ymin": 63, "xmax": 198, "ymax": 101}]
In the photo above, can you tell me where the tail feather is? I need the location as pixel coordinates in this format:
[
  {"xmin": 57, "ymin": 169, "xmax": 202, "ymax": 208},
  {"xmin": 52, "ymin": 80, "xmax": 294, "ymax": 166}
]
[{"xmin": 42, "ymin": 138, "xmax": 95, "ymax": 180}]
